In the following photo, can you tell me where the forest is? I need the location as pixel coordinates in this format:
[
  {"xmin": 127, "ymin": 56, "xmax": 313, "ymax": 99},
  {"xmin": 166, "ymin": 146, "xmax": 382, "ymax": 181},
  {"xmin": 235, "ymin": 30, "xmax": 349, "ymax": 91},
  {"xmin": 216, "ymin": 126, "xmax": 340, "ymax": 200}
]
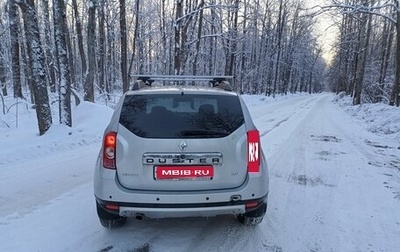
[{"xmin": 0, "ymin": 0, "xmax": 399, "ymax": 135}]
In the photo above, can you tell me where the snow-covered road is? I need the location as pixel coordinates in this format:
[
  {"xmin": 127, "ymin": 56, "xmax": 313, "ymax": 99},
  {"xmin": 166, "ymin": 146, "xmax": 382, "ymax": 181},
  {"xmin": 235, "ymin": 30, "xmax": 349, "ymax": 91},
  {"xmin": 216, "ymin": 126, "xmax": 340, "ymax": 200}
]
[{"xmin": 1, "ymin": 94, "xmax": 399, "ymax": 252}]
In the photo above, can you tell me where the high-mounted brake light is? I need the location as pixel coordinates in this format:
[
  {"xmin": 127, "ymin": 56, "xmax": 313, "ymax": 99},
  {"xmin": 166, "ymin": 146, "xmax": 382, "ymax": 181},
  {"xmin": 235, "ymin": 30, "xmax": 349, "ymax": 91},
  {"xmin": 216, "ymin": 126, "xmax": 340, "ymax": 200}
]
[
  {"xmin": 103, "ymin": 131, "xmax": 117, "ymax": 169},
  {"xmin": 247, "ymin": 130, "xmax": 260, "ymax": 173}
]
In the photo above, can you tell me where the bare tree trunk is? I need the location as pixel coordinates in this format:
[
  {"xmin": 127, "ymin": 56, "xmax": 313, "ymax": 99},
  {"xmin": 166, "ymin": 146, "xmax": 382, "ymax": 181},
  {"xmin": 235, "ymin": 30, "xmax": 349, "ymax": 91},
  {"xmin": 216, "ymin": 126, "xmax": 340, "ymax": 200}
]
[
  {"xmin": 308, "ymin": 50, "xmax": 320, "ymax": 94},
  {"xmin": 98, "ymin": 0, "xmax": 106, "ymax": 93},
  {"xmin": 20, "ymin": 33, "xmax": 35, "ymax": 103},
  {"xmin": 72, "ymin": 0, "xmax": 87, "ymax": 87},
  {"xmin": 273, "ymin": 0, "xmax": 285, "ymax": 98},
  {"xmin": 120, "ymin": 0, "xmax": 129, "ymax": 92},
  {"xmin": 378, "ymin": 20, "xmax": 394, "ymax": 102},
  {"xmin": 128, "ymin": 0, "xmax": 141, "ymax": 77},
  {"xmin": 137, "ymin": 20, "xmax": 145, "ymax": 74},
  {"xmin": 263, "ymin": 2, "xmax": 273, "ymax": 96},
  {"xmin": 353, "ymin": 10, "xmax": 372, "ymax": 105},
  {"xmin": 40, "ymin": 0, "xmax": 57, "ymax": 93},
  {"xmin": 174, "ymin": 0, "xmax": 183, "ymax": 75},
  {"xmin": 192, "ymin": 0, "xmax": 205, "ymax": 77},
  {"xmin": 336, "ymin": 14, "xmax": 348, "ymax": 94},
  {"xmin": 0, "ymin": 42, "xmax": 7, "ymax": 96},
  {"xmin": 227, "ymin": 0, "xmax": 239, "ymax": 78},
  {"xmin": 84, "ymin": 0, "xmax": 96, "ymax": 102},
  {"xmin": 208, "ymin": 2, "xmax": 217, "ymax": 75},
  {"xmin": 283, "ymin": 2, "xmax": 299, "ymax": 95},
  {"xmin": 65, "ymin": 22, "xmax": 76, "ymax": 96},
  {"xmin": 53, "ymin": 0, "xmax": 72, "ymax": 126},
  {"xmin": 17, "ymin": 0, "xmax": 52, "ymax": 135},
  {"xmin": 8, "ymin": 0, "xmax": 23, "ymax": 99},
  {"xmin": 106, "ymin": 10, "xmax": 114, "ymax": 94},
  {"xmin": 160, "ymin": 0, "xmax": 168, "ymax": 74},
  {"xmin": 389, "ymin": 2, "xmax": 400, "ymax": 106},
  {"xmin": 239, "ymin": 0, "xmax": 248, "ymax": 94}
]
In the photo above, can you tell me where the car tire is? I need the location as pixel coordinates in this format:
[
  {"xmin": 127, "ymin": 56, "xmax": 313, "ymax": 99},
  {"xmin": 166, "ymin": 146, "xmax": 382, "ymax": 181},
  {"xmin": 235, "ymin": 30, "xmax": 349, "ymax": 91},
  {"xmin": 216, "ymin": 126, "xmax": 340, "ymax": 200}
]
[
  {"xmin": 237, "ymin": 202, "xmax": 267, "ymax": 225},
  {"xmin": 96, "ymin": 202, "xmax": 127, "ymax": 229}
]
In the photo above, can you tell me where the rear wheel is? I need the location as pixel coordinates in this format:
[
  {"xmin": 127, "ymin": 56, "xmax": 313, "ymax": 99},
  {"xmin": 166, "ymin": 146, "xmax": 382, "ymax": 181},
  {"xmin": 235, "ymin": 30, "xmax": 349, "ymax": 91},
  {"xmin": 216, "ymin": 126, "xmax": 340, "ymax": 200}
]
[
  {"xmin": 96, "ymin": 202, "xmax": 127, "ymax": 229},
  {"xmin": 237, "ymin": 202, "xmax": 267, "ymax": 225}
]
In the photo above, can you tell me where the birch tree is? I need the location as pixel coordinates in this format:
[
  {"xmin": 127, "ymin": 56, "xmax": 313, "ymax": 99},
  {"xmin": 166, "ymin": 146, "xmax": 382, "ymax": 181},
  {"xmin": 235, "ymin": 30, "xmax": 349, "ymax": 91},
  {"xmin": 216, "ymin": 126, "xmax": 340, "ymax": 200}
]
[
  {"xmin": 72, "ymin": 0, "xmax": 87, "ymax": 87},
  {"xmin": 377, "ymin": 20, "xmax": 394, "ymax": 102},
  {"xmin": 174, "ymin": 0, "xmax": 184, "ymax": 75},
  {"xmin": 272, "ymin": 0, "xmax": 286, "ymax": 97},
  {"xmin": 8, "ymin": 0, "xmax": 23, "ymax": 99},
  {"xmin": 192, "ymin": 0, "xmax": 205, "ymax": 77},
  {"xmin": 53, "ymin": 0, "xmax": 72, "ymax": 126},
  {"xmin": 120, "ymin": 0, "xmax": 128, "ymax": 92},
  {"xmin": 128, "ymin": 0, "xmax": 141, "ymax": 77},
  {"xmin": 353, "ymin": 5, "xmax": 372, "ymax": 105},
  {"xmin": 0, "ymin": 40, "xmax": 6, "ymax": 96},
  {"xmin": 16, "ymin": 0, "xmax": 52, "ymax": 135},
  {"xmin": 40, "ymin": 0, "xmax": 56, "ymax": 93},
  {"xmin": 225, "ymin": 0, "xmax": 239, "ymax": 79},
  {"xmin": 390, "ymin": 0, "xmax": 400, "ymax": 106},
  {"xmin": 84, "ymin": 0, "xmax": 96, "ymax": 102},
  {"xmin": 98, "ymin": 0, "xmax": 106, "ymax": 93}
]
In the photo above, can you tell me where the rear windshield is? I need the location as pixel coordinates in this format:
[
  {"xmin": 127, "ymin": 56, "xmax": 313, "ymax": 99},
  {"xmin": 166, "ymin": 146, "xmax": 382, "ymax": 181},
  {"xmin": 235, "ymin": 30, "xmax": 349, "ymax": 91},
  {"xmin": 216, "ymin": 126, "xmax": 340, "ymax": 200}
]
[{"xmin": 119, "ymin": 94, "xmax": 244, "ymax": 138}]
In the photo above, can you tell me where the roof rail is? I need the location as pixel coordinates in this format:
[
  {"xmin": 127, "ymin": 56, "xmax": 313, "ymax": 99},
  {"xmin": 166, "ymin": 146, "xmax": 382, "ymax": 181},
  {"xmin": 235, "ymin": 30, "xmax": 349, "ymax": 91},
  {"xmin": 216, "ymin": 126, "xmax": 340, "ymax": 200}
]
[
  {"xmin": 130, "ymin": 75, "xmax": 234, "ymax": 91},
  {"xmin": 130, "ymin": 76, "xmax": 155, "ymax": 90}
]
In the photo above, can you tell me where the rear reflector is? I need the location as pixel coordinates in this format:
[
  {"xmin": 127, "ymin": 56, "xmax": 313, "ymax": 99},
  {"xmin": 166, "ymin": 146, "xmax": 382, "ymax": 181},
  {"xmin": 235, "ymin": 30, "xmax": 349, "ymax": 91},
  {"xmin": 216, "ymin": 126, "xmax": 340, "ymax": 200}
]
[
  {"xmin": 105, "ymin": 204, "xmax": 119, "ymax": 211},
  {"xmin": 103, "ymin": 131, "xmax": 117, "ymax": 169},
  {"xmin": 247, "ymin": 130, "xmax": 260, "ymax": 173},
  {"xmin": 245, "ymin": 201, "xmax": 259, "ymax": 209}
]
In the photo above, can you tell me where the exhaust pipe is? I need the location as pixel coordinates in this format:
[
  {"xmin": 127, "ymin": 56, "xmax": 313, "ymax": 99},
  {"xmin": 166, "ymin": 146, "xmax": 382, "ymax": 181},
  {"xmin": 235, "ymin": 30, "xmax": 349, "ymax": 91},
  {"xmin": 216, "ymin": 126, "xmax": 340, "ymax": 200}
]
[{"xmin": 134, "ymin": 213, "xmax": 145, "ymax": 220}]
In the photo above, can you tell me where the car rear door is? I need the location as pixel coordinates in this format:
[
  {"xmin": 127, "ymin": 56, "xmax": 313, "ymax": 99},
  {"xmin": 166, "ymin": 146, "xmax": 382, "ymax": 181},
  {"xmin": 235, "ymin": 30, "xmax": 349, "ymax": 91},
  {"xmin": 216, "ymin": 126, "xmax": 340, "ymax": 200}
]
[{"xmin": 115, "ymin": 91, "xmax": 249, "ymax": 191}]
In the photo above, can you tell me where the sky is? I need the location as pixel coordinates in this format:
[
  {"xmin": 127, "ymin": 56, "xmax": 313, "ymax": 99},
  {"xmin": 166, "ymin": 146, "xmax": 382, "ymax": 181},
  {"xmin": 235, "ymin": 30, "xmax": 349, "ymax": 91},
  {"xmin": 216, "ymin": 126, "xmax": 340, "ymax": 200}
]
[
  {"xmin": 306, "ymin": 0, "xmax": 340, "ymax": 64},
  {"xmin": 0, "ymin": 92, "xmax": 399, "ymax": 251}
]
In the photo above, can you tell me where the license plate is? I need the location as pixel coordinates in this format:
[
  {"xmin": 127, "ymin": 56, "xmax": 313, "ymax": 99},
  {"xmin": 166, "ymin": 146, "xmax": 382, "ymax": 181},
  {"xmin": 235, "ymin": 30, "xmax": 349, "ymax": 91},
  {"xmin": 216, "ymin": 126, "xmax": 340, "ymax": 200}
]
[{"xmin": 155, "ymin": 166, "xmax": 214, "ymax": 180}]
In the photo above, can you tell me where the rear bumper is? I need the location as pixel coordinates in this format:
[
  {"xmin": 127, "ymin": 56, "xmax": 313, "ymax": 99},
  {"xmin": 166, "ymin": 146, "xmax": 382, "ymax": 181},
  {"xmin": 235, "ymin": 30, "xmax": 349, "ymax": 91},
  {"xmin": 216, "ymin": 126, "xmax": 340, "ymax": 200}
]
[
  {"xmin": 96, "ymin": 194, "xmax": 267, "ymax": 219},
  {"xmin": 94, "ymin": 157, "xmax": 269, "ymax": 219},
  {"xmin": 120, "ymin": 205, "xmax": 245, "ymax": 218}
]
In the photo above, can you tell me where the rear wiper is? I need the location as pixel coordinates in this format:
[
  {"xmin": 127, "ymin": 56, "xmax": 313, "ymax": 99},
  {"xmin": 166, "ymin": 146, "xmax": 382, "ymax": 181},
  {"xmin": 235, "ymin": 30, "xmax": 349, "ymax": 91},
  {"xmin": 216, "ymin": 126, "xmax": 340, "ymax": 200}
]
[{"xmin": 180, "ymin": 130, "xmax": 227, "ymax": 137}]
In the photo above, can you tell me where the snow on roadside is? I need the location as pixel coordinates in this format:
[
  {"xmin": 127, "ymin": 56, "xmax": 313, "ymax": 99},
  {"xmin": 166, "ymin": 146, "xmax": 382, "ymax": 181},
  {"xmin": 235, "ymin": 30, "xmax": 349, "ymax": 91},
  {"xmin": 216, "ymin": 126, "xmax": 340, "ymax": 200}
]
[
  {"xmin": 242, "ymin": 92, "xmax": 400, "ymax": 148},
  {"xmin": 0, "ymin": 101, "xmax": 113, "ymax": 165},
  {"xmin": 333, "ymin": 95, "xmax": 400, "ymax": 146},
  {"xmin": 241, "ymin": 92, "xmax": 311, "ymax": 107}
]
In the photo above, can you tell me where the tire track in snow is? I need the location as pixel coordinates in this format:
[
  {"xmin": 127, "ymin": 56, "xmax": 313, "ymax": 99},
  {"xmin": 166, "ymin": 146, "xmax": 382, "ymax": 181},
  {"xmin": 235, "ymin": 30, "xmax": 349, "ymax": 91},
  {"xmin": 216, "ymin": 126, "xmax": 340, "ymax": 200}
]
[
  {"xmin": 260, "ymin": 117, "xmax": 289, "ymax": 137},
  {"xmin": 265, "ymin": 95, "xmax": 400, "ymax": 251}
]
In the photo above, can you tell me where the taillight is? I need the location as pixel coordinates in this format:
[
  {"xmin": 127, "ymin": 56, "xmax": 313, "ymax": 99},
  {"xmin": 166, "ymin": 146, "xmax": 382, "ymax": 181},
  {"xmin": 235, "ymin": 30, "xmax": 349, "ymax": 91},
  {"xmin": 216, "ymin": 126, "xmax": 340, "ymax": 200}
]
[
  {"xmin": 103, "ymin": 131, "xmax": 117, "ymax": 169},
  {"xmin": 247, "ymin": 130, "xmax": 260, "ymax": 173}
]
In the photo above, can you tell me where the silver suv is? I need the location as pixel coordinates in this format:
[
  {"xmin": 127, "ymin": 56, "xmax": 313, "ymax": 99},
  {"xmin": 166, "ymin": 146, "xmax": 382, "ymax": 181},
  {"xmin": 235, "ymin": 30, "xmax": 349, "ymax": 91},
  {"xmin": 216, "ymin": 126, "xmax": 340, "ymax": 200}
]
[{"xmin": 94, "ymin": 76, "xmax": 269, "ymax": 228}]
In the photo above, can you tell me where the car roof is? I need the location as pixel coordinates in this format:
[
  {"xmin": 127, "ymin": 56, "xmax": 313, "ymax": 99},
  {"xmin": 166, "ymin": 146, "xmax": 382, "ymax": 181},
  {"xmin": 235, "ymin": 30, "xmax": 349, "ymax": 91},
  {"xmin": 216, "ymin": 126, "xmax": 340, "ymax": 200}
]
[{"xmin": 124, "ymin": 85, "xmax": 239, "ymax": 96}]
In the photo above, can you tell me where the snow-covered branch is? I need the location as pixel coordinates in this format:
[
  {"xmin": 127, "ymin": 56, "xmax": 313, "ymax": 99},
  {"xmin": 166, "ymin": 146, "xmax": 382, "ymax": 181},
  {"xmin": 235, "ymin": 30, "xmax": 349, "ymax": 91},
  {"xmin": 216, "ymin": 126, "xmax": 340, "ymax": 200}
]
[
  {"xmin": 175, "ymin": 4, "xmax": 236, "ymax": 25},
  {"xmin": 320, "ymin": 1, "xmax": 397, "ymax": 23}
]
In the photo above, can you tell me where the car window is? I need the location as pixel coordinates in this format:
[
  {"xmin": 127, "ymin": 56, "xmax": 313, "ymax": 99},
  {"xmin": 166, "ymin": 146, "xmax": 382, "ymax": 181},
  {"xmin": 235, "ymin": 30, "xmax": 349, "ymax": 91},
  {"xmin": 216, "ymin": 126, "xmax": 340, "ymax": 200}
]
[{"xmin": 119, "ymin": 94, "xmax": 244, "ymax": 138}]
